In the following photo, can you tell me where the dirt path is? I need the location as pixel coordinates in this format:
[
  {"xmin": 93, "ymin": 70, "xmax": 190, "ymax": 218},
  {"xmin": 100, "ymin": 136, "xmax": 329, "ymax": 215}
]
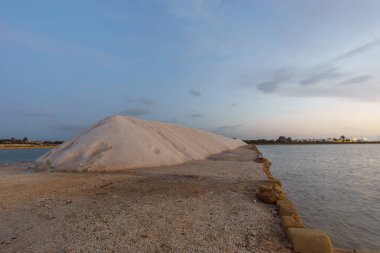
[{"xmin": 0, "ymin": 146, "xmax": 292, "ymax": 253}]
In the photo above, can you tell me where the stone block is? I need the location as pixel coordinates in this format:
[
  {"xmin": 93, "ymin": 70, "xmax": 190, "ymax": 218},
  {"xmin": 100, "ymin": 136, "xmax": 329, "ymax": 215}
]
[
  {"xmin": 281, "ymin": 215, "xmax": 305, "ymax": 232},
  {"xmin": 256, "ymin": 191, "xmax": 277, "ymax": 204},
  {"xmin": 277, "ymin": 199, "xmax": 298, "ymax": 217},
  {"xmin": 287, "ymin": 228, "xmax": 333, "ymax": 253}
]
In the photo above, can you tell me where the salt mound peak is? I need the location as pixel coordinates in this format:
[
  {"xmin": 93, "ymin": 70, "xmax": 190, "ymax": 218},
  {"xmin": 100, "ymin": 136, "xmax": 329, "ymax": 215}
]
[{"xmin": 35, "ymin": 115, "xmax": 246, "ymax": 172}]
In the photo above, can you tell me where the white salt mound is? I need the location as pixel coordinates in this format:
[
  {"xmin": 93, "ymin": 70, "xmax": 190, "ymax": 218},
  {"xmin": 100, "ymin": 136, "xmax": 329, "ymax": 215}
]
[{"xmin": 35, "ymin": 115, "xmax": 246, "ymax": 172}]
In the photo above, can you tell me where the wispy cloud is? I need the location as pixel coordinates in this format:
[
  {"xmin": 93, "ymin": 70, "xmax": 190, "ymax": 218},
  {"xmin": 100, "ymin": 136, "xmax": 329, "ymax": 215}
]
[
  {"xmin": 120, "ymin": 108, "xmax": 150, "ymax": 116},
  {"xmin": 137, "ymin": 97, "xmax": 156, "ymax": 105},
  {"xmin": 126, "ymin": 97, "xmax": 157, "ymax": 105},
  {"xmin": 338, "ymin": 75, "xmax": 372, "ymax": 86},
  {"xmin": 256, "ymin": 69, "xmax": 294, "ymax": 93},
  {"xmin": 335, "ymin": 39, "xmax": 380, "ymax": 61},
  {"xmin": 217, "ymin": 124, "xmax": 242, "ymax": 131},
  {"xmin": 189, "ymin": 89, "xmax": 201, "ymax": 96},
  {"xmin": 121, "ymin": 97, "xmax": 157, "ymax": 117},
  {"xmin": 250, "ymin": 40, "xmax": 380, "ymax": 100},
  {"xmin": 188, "ymin": 113, "xmax": 202, "ymax": 118},
  {"xmin": 299, "ymin": 64, "xmax": 347, "ymax": 86}
]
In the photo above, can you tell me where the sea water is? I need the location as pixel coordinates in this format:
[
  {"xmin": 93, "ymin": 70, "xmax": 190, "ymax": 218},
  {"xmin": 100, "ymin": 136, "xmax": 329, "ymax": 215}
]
[
  {"xmin": 258, "ymin": 144, "xmax": 380, "ymax": 250},
  {"xmin": 0, "ymin": 148, "xmax": 50, "ymax": 164}
]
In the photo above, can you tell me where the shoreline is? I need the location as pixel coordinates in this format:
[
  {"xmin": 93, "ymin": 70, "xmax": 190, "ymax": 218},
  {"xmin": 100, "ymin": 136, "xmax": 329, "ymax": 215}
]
[
  {"xmin": 0, "ymin": 144, "xmax": 56, "ymax": 150},
  {"xmin": 254, "ymin": 144, "xmax": 380, "ymax": 253},
  {"xmin": 246, "ymin": 142, "xmax": 380, "ymax": 145}
]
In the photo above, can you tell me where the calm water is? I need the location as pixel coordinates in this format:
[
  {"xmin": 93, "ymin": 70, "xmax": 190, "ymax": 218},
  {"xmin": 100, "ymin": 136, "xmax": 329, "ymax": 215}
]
[
  {"xmin": 0, "ymin": 149, "xmax": 50, "ymax": 164},
  {"xmin": 258, "ymin": 144, "xmax": 380, "ymax": 251}
]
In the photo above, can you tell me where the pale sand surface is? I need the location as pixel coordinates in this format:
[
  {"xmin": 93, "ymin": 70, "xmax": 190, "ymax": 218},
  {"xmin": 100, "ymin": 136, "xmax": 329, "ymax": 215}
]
[{"xmin": 0, "ymin": 146, "xmax": 292, "ymax": 253}]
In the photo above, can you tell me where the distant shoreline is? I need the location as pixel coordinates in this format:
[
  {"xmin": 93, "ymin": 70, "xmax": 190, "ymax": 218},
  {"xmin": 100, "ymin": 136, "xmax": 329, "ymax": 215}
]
[
  {"xmin": 245, "ymin": 141, "xmax": 380, "ymax": 145},
  {"xmin": 0, "ymin": 144, "xmax": 57, "ymax": 150}
]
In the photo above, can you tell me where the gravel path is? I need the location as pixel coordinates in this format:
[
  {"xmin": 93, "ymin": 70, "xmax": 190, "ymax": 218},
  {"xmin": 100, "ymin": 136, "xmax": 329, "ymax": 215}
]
[{"xmin": 0, "ymin": 145, "xmax": 293, "ymax": 253}]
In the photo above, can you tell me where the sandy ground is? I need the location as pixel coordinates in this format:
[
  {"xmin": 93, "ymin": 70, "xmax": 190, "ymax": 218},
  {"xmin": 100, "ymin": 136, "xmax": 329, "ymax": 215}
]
[{"xmin": 0, "ymin": 145, "xmax": 293, "ymax": 253}]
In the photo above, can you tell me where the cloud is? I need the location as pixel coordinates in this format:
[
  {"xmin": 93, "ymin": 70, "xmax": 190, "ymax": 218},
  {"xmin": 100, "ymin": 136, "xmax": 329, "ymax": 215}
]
[
  {"xmin": 300, "ymin": 64, "xmax": 347, "ymax": 86},
  {"xmin": 137, "ymin": 97, "xmax": 156, "ymax": 105},
  {"xmin": 335, "ymin": 39, "xmax": 380, "ymax": 61},
  {"xmin": 188, "ymin": 113, "xmax": 202, "ymax": 118},
  {"xmin": 251, "ymin": 66, "xmax": 380, "ymax": 100},
  {"xmin": 163, "ymin": 116, "xmax": 178, "ymax": 123},
  {"xmin": 256, "ymin": 68, "xmax": 294, "ymax": 93},
  {"xmin": 249, "ymin": 38, "xmax": 380, "ymax": 101},
  {"xmin": 189, "ymin": 89, "xmax": 201, "ymax": 96},
  {"xmin": 126, "ymin": 97, "xmax": 157, "ymax": 105},
  {"xmin": 257, "ymin": 80, "xmax": 281, "ymax": 93},
  {"xmin": 54, "ymin": 123, "xmax": 87, "ymax": 132},
  {"xmin": 338, "ymin": 75, "xmax": 372, "ymax": 86},
  {"xmin": 255, "ymin": 64, "xmax": 348, "ymax": 93},
  {"xmin": 121, "ymin": 97, "xmax": 156, "ymax": 117},
  {"xmin": 120, "ymin": 108, "xmax": 150, "ymax": 116},
  {"xmin": 217, "ymin": 124, "xmax": 242, "ymax": 131},
  {"xmin": 249, "ymin": 40, "xmax": 380, "ymax": 101}
]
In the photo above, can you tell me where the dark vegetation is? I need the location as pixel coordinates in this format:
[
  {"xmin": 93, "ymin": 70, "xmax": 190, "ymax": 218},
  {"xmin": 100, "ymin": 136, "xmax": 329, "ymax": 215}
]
[
  {"xmin": 244, "ymin": 135, "xmax": 380, "ymax": 145},
  {"xmin": 0, "ymin": 137, "xmax": 63, "ymax": 145}
]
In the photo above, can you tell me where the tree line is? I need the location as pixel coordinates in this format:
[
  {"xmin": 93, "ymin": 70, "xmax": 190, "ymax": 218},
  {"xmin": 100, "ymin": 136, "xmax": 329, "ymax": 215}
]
[
  {"xmin": 0, "ymin": 137, "xmax": 63, "ymax": 145},
  {"xmin": 244, "ymin": 135, "xmax": 375, "ymax": 144}
]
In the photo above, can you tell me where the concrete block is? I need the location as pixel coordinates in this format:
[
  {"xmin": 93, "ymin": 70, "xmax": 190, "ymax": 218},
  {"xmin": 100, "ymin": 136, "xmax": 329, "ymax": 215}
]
[
  {"xmin": 256, "ymin": 191, "xmax": 277, "ymax": 204},
  {"xmin": 287, "ymin": 228, "xmax": 333, "ymax": 253},
  {"xmin": 281, "ymin": 215, "xmax": 305, "ymax": 232},
  {"xmin": 257, "ymin": 182, "xmax": 285, "ymax": 204},
  {"xmin": 277, "ymin": 199, "xmax": 298, "ymax": 217}
]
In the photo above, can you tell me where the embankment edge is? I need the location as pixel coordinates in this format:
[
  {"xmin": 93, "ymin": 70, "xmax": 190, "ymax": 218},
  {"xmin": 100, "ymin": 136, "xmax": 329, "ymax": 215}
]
[{"xmin": 252, "ymin": 144, "xmax": 380, "ymax": 253}]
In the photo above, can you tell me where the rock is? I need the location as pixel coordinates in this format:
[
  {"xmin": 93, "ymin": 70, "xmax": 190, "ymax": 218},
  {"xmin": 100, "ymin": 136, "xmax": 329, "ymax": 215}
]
[
  {"xmin": 256, "ymin": 191, "xmax": 278, "ymax": 204},
  {"xmin": 256, "ymin": 183, "xmax": 284, "ymax": 204},
  {"xmin": 259, "ymin": 184, "xmax": 273, "ymax": 192},
  {"xmin": 280, "ymin": 215, "xmax": 305, "ymax": 233},
  {"xmin": 277, "ymin": 199, "xmax": 298, "ymax": 217},
  {"xmin": 287, "ymin": 228, "xmax": 333, "ymax": 253}
]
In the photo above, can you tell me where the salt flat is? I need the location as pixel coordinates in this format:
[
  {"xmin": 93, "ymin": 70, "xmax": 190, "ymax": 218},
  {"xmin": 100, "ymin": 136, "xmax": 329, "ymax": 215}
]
[{"xmin": 0, "ymin": 146, "xmax": 292, "ymax": 253}]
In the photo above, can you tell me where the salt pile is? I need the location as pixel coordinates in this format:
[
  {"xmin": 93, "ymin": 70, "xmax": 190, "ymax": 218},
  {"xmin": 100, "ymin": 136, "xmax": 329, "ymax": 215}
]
[{"xmin": 35, "ymin": 115, "xmax": 246, "ymax": 172}]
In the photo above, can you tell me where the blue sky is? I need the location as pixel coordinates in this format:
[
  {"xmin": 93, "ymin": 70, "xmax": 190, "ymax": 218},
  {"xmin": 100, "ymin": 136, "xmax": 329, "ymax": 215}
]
[{"xmin": 1, "ymin": 0, "xmax": 380, "ymax": 140}]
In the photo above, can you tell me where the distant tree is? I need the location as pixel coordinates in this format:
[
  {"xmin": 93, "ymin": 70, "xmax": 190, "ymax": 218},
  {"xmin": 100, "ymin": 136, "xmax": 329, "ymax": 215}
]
[
  {"xmin": 340, "ymin": 135, "xmax": 346, "ymax": 142},
  {"xmin": 23, "ymin": 137, "xmax": 29, "ymax": 143},
  {"xmin": 276, "ymin": 136, "xmax": 292, "ymax": 143}
]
